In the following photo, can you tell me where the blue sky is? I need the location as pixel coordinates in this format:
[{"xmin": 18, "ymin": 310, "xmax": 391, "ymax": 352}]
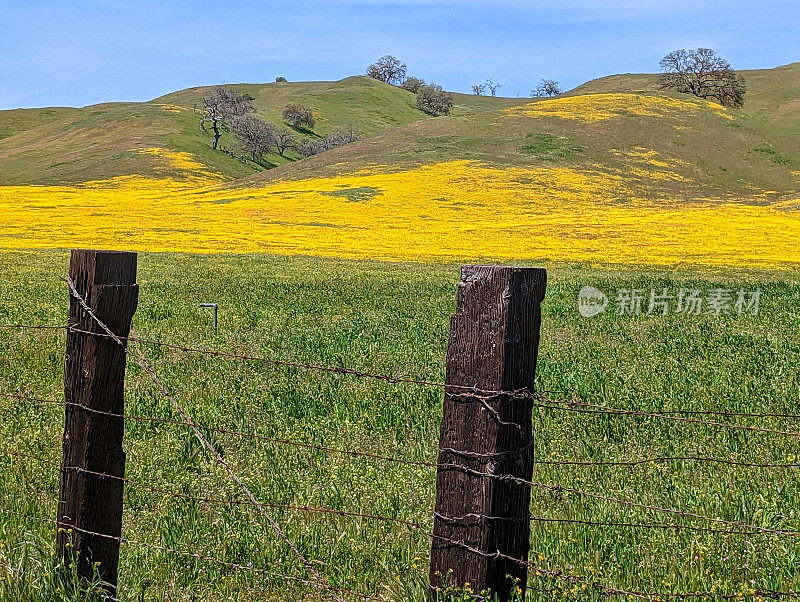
[{"xmin": 2, "ymin": 0, "xmax": 799, "ymax": 110}]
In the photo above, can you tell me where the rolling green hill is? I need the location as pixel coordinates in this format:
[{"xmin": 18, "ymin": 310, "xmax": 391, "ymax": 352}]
[
  {"xmin": 243, "ymin": 64, "xmax": 800, "ymax": 203},
  {"xmin": 1, "ymin": 76, "xmax": 501, "ymax": 185},
  {"xmin": 571, "ymin": 62, "xmax": 800, "ymax": 117},
  {"xmin": 0, "ymin": 64, "xmax": 798, "ymax": 205}
]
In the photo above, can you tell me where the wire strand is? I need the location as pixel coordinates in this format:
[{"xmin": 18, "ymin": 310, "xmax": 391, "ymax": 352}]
[{"xmin": 65, "ymin": 275, "xmax": 347, "ymax": 602}]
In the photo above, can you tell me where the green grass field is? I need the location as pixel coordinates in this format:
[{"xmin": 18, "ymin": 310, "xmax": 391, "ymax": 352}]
[{"xmin": 1, "ymin": 250, "xmax": 799, "ymax": 600}]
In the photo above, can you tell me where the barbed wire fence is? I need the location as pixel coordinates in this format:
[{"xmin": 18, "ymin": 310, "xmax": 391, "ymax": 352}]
[{"xmin": 0, "ymin": 251, "xmax": 799, "ymax": 601}]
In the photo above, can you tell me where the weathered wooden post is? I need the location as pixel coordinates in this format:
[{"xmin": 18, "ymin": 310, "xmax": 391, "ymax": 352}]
[
  {"xmin": 57, "ymin": 250, "xmax": 138, "ymax": 594},
  {"xmin": 429, "ymin": 266, "xmax": 546, "ymax": 600}
]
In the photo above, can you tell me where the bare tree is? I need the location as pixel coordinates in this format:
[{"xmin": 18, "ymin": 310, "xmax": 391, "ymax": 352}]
[
  {"xmin": 471, "ymin": 83, "xmax": 486, "ymax": 96},
  {"xmin": 282, "ymin": 104, "xmax": 316, "ymax": 129},
  {"xmin": 366, "ymin": 55, "xmax": 407, "ymax": 85},
  {"xmin": 272, "ymin": 126, "xmax": 298, "ymax": 157},
  {"xmin": 229, "ymin": 114, "xmax": 275, "ymax": 161},
  {"xmin": 299, "ymin": 127, "xmax": 361, "ymax": 157},
  {"xmin": 533, "ymin": 79, "xmax": 562, "ymax": 97},
  {"xmin": 415, "ymin": 84, "xmax": 454, "ymax": 116},
  {"xmin": 401, "ymin": 76, "xmax": 425, "ymax": 93},
  {"xmin": 658, "ymin": 48, "xmax": 746, "ymax": 107},
  {"xmin": 484, "ymin": 78, "xmax": 501, "ymax": 97},
  {"xmin": 200, "ymin": 86, "xmax": 254, "ymax": 150}
]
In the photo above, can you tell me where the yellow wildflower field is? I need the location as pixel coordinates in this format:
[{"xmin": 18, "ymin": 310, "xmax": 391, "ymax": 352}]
[
  {"xmin": 506, "ymin": 93, "xmax": 732, "ymax": 122},
  {"xmin": 0, "ymin": 156, "xmax": 797, "ymax": 267}
]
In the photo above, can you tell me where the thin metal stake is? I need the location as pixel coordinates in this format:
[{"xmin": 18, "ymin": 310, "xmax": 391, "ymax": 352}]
[{"xmin": 199, "ymin": 303, "xmax": 218, "ymax": 331}]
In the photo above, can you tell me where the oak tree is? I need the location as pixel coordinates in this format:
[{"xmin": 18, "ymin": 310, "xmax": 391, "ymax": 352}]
[
  {"xmin": 366, "ymin": 55, "xmax": 407, "ymax": 85},
  {"xmin": 229, "ymin": 114, "xmax": 274, "ymax": 161},
  {"xmin": 282, "ymin": 104, "xmax": 316, "ymax": 129},
  {"xmin": 415, "ymin": 84, "xmax": 454, "ymax": 116},
  {"xmin": 658, "ymin": 48, "xmax": 746, "ymax": 107},
  {"xmin": 533, "ymin": 79, "xmax": 562, "ymax": 97},
  {"xmin": 200, "ymin": 86, "xmax": 254, "ymax": 150}
]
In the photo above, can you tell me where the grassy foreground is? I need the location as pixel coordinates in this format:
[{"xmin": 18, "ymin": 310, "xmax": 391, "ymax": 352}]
[{"xmin": 1, "ymin": 250, "xmax": 799, "ymax": 600}]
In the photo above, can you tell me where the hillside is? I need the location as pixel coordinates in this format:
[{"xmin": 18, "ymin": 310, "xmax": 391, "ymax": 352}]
[
  {"xmin": 245, "ymin": 62, "xmax": 800, "ymax": 203},
  {"xmin": 0, "ymin": 64, "xmax": 798, "ymax": 267},
  {"xmin": 0, "ymin": 77, "xmax": 462, "ymax": 185},
  {"xmin": 0, "ymin": 77, "xmax": 531, "ymax": 186},
  {"xmin": 571, "ymin": 62, "xmax": 800, "ymax": 118},
  {"xmin": 3, "ymin": 65, "xmax": 797, "ymax": 196}
]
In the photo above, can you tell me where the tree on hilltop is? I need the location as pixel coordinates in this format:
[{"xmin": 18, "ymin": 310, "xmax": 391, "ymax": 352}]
[
  {"xmin": 658, "ymin": 48, "xmax": 746, "ymax": 107},
  {"xmin": 200, "ymin": 86, "xmax": 254, "ymax": 150},
  {"xmin": 471, "ymin": 83, "xmax": 487, "ymax": 96},
  {"xmin": 366, "ymin": 55, "xmax": 407, "ymax": 85},
  {"xmin": 533, "ymin": 79, "xmax": 562, "ymax": 97},
  {"xmin": 484, "ymin": 78, "xmax": 501, "ymax": 97}
]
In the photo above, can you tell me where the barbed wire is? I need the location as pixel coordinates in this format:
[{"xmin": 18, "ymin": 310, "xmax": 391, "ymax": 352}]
[
  {"xmin": 4, "ymin": 493, "xmax": 800, "ymax": 602},
  {"xmin": 5, "ymin": 390, "xmax": 800, "ymax": 476},
  {"xmin": 0, "ymin": 446, "xmax": 428, "ymax": 531},
  {"xmin": 439, "ymin": 511, "xmax": 787, "ymax": 536},
  {"xmin": 528, "ymin": 479, "xmax": 800, "ymax": 537},
  {"xmin": 4, "ymin": 305, "xmax": 800, "ymax": 601},
  {"xmin": 0, "ymin": 391, "xmax": 445, "ymax": 468},
  {"xmin": 531, "ymin": 397, "xmax": 800, "ymax": 438},
  {"xmin": 5, "ymin": 322, "xmax": 800, "ymax": 427},
  {"xmin": 4, "ymin": 387, "xmax": 799, "ymax": 543},
  {"xmin": 533, "ymin": 455, "xmax": 800, "ymax": 469},
  {"xmin": 64, "ymin": 326, "xmax": 800, "ymax": 436},
  {"xmin": 6, "ymin": 444, "xmax": 800, "ymax": 545},
  {"xmin": 65, "ymin": 275, "xmax": 347, "ymax": 602},
  {"xmin": 0, "ymin": 503, "xmax": 375, "ymax": 600}
]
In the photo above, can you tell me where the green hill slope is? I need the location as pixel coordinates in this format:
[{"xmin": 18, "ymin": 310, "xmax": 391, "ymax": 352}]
[
  {"xmin": 0, "ymin": 64, "xmax": 797, "ymax": 204},
  {"xmin": 572, "ymin": 62, "xmax": 800, "ymax": 122},
  {"xmin": 242, "ymin": 63, "xmax": 800, "ymax": 203},
  {"xmin": 0, "ymin": 77, "xmax": 465, "ymax": 185}
]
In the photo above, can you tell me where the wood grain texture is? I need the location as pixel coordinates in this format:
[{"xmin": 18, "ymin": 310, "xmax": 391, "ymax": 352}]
[
  {"xmin": 57, "ymin": 250, "xmax": 138, "ymax": 593},
  {"xmin": 430, "ymin": 265, "xmax": 546, "ymax": 600}
]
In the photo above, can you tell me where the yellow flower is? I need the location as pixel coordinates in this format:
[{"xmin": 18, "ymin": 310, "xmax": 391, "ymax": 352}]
[
  {"xmin": 0, "ymin": 158, "xmax": 796, "ymax": 268},
  {"xmin": 505, "ymin": 93, "xmax": 731, "ymax": 123}
]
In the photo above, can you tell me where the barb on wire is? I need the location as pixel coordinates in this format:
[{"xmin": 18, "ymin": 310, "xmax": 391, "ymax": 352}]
[{"xmin": 65, "ymin": 275, "xmax": 346, "ymax": 602}]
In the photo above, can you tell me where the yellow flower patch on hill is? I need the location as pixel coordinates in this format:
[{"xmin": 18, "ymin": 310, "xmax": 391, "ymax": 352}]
[
  {"xmin": 138, "ymin": 147, "xmax": 222, "ymax": 180},
  {"xmin": 506, "ymin": 93, "xmax": 731, "ymax": 123},
  {"xmin": 0, "ymin": 160, "xmax": 796, "ymax": 267}
]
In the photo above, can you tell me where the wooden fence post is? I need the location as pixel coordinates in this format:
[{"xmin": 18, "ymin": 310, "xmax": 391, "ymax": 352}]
[
  {"xmin": 429, "ymin": 266, "xmax": 546, "ymax": 600},
  {"xmin": 57, "ymin": 250, "xmax": 138, "ymax": 594}
]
